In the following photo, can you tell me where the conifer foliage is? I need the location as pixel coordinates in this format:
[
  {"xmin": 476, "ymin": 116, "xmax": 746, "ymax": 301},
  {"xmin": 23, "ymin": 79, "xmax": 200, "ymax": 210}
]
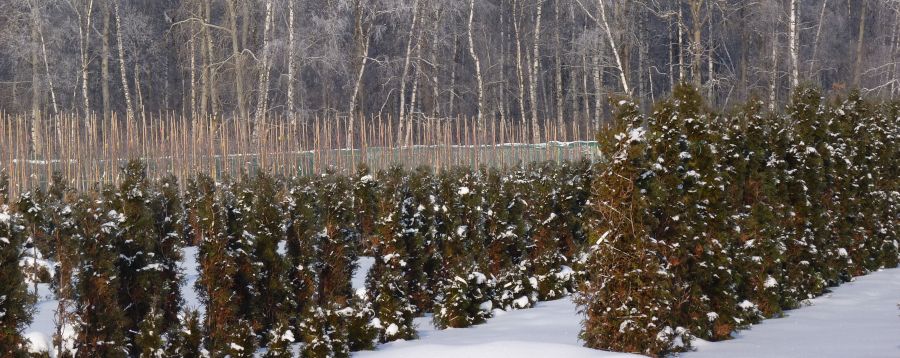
[
  {"xmin": 580, "ymin": 86, "xmax": 900, "ymax": 356},
  {"xmin": 0, "ymin": 201, "xmax": 31, "ymax": 357}
]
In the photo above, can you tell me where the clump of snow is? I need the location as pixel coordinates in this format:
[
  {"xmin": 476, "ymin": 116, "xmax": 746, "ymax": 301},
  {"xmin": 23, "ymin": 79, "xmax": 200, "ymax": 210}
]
[
  {"xmin": 280, "ymin": 329, "xmax": 295, "ymax": 343},
  {"xmin": 385, "ymin": 323, "xmax": 400, "ymax": 337},
  {"xmin": 555, "ymin": 266, "xmax": 574, "ymax": 280},
  {"xmin": 25, "ymin": 332, "xmax": 51, "ymax": 354},
  {"xmin": 512, "ymin": 296, "xmax": 531, "ymax": 309},
  {"xmin": 360, "ymin": 174, "xmax": 374, "ymax": 183},
  {"xmin": 478, "ymin": 300, "xmax": 493, "ymax": 312},
  {"xmin": 627, "ymin": 127, "xmax": 647, "ymax": 143},
  {"xmin": 457, "ymin": 187, "xmax": 470, "ymax": 195},
  {"xmin": 738, "ymin": 300, "xmax": 756, "ymax": 310},
  {"xmin": 706, "ymin": 312, "xmax": 719, "ymax": 322},
  {"xmin": 764, "ymin": 276, "xmax": 778, "ymax": 288}
]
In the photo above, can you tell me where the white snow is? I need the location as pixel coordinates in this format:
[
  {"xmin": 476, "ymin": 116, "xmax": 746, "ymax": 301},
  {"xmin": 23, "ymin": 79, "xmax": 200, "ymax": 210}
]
[
  {"xmin": 353, "ymin": 256, "xmax": 376, "ymax": 292},
  {"xmin": 385, "ymin": 323, "xmax": 400, "ymax": 337},
  {"xmin": 687, "ymin": 267, "xmax": 900, "ymax": 358},
  {"xmin": 25, "ymin": 331, "xmax": 51, "ymax": 354},
  {"xmin": 21, "ymin": 245, "xmax": 900, "ymax": 358},
  {"xmin": 458, "ymin": 187, "xmax": 470, "ymax": 195},
  {"xmin": 355, "ymin": 268, "xmax": 900, "ymax": 358},
  {"xmin": 763, "ymin": 275, "xmax": 778, "ymax": 288},
  {"xmin": 354, "ymin": 299, "xmax": 636, "ymax": 358},
  {"xmin": 627, "ymin": 127, "xmax": 646, "ymax": 143},
  {"xmin": 180, "ymin": 246, "xmax": 202, "ymax": 311}
]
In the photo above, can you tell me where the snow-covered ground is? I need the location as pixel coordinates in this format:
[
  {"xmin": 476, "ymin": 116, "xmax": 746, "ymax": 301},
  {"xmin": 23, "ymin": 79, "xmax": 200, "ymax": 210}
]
[
  {"xmin": 24, "ymin": 249, "xmax": 900, "ymax": 357},
  {"xmin": 356, "ymin": 267, "xmax": 900, "ymax": 358},
  {"xmin": 686, "ymin": 267, "xmax": 900, "ymax": 358},
  {"xmin": 354, "ymin": 298, "xmax": 637, "ymax": 358}
]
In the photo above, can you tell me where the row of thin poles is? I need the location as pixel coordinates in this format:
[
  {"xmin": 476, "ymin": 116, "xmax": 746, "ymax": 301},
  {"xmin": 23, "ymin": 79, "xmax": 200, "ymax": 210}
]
[{"xmin": 0, "ymin": 112, "xmax": 598, "ymax": 198}]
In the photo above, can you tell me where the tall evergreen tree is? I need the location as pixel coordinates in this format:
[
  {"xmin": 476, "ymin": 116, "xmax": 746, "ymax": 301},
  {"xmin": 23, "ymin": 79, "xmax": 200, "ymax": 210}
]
[
  {"xmin": 73, "ymin": 193, "xmax": 128, "ymax": 358},
  {"xmin": 189, "ymin": 175, "xmax": 239, "ymax": 354},
  {"xmin": 367, "ymin": 173, "xmax": 418, "ymax": 342},
  {"xmin": 0, "ymin": 201, "xmax": 31, "ymax": 357},
  {"xmin": 579, "ymin": 99, "xmax": 683, "ymax": 356},
  {"xmin": 245, "ymin": 172, "xmax": 290, "ymax": 342}
]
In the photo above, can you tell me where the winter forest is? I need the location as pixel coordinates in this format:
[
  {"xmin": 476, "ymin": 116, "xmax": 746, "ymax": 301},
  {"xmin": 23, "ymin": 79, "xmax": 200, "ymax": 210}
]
[{"xmin": 0, "ymin": 0, "xmax": 899, "ymax": 357}]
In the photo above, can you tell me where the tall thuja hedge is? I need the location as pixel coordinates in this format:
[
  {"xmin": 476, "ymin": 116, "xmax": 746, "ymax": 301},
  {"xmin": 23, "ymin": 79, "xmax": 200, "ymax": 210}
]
[
  {"xmin": 580, "ymin": 87, "xmax": 899, "ymax": 355},
  {"xmin": 148, "ymin": 174, "xmax": 185, "ymax": 331},
  {"xmin": 720, "ymin": 101, "xmax": 784, "ymax": 320},
  {"xmin": 657, "ymin": 87, "xmax": 739, "ymax": 340},
  {"xmin": 778, "ymin": 88, "xmax": 830, "ymax": 305},
  {"xmin": 111, "ymin": 161, "xmax": 183, "ymax": 353},
  {"xmin": 578, "ymin": 99, "xmax": 681, "ymax": 356},
  {"xmin": 189, "ymin": 175, "xmax": 242, "ymax": 355},
  {"xmin": 284, "ymin": 177, "xmax": 322, "ymax": 331},
  {"xmin": 353, "ymin": 165, "xmax": 379, "ymax": 255},
  {"xmin": 242, "ymin": 173, "xmax": 290, "ymax": 342},
  {"xmin": 485, "ymin": 168, "xmax": 536, "ymax": 310},
  {"xmin": 0, "ymin": 201, "xmax": 30, "ymax": 357},
  {"xmin": 407, "ymin": 166, "xmax": 442, "ymax": 311},
  {"xmin": 870, "ymin": 102, "xmax": 900, "ymax": 268},
  {"xmin": 432, "ymin": 169, "xmax": 493, "ymax": 328},
  {"xmin": 366, "ymin": 169, "xmax": 418, "ymax": 343},
  {"xmin": 315, "ymin": 171, "xmax": 359, "ymax": 306},
  {"xmin": 528, "ymin": 163, "xmax": 578, "ymax": 301},
  {"xmin": 73, "ymin": 193, "xmax": 128, "ymax": 358}
]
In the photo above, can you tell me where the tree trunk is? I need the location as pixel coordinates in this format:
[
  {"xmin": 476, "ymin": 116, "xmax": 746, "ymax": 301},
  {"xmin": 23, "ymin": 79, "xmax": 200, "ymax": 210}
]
[
  {"xmin": 102, "ymin": 0, "xmax": 111, "ymax": 122},
  {"xmin": 689, "ymin": 0, "xmax": 703, "ymax": 87},
  {"xmin": 853, "ymin": 0, "xmax": 868, "ymax": 88},
  {"xmin": 287, "ymin": 0, "xmax": 296, "ymax": 118},
  {"xmin": 597, "ymin": 0, "xmax": 630, "ymax": 94},
  {"xmin": 529, "ymin": 0, "xmax": 543, "ymax": 143},
  {"xmin": 397, "ymin": 0, "xmax": 421, "ymax": 145},
  {"xmin": 789, "ymin": 0, "xmax": 799, "ymax": 90},
  {"xmin": 256, "ymin": 0, "xmax": 274, "ymax": 121},
  {"xmin": 227, "ymin": 0, "xmax": 247, "ymax": 120},
  {"xmin": 30, "ymin": 0, "xmax": 43, "ymax": 155},
  {"xmin": 77, "ymin": 0, "xmax": 94, "ymax": 116},
  {"xmin": 348, "ymin": 0, "xmax": 370, "ymax": 148},
  {"xmin": 808, "ymin": 0, "xmax": 828, "ymax": 83},
  {"xmin": 554, "ymin": 0, "xmax": 564, "ymax": 140},
  {"xmin": 513, "ymin": 0, "xmax": 527, "ymax": 124},
  {"xmin": 113, "ymin": 0, "xmax": 134, "ymax": 122},
  {"xmin": 469, "ymin": 0, "xmax": 484, "ymax": 128}
]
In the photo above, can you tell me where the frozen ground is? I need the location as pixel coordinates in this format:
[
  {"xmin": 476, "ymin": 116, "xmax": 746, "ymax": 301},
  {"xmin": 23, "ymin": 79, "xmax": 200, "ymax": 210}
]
[
  {"xmin": 24, "ymin": 249, "xmax": 900, "ymax": 357},
  {"xmin": 354, "ymin": 266, "xmax": 900, "ymax": 357}
]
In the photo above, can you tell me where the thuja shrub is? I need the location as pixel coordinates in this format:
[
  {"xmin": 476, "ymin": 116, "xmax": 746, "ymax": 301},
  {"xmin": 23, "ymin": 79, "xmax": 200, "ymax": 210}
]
[
  {"xmin": 8, "ymin": 158, "xmax": 595, "ymax": 354},
  {"xmin": 579, "ymin": 86, "xmax": 899, "ymax": 356}
]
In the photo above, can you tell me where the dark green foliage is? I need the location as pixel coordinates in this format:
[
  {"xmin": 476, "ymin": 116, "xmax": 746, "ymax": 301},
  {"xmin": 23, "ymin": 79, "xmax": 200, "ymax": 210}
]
[
  {"xmin": 298, "ymin": 307, "xmax": 349, "ymax": 358},
  {"xmin": 284, "ymin": 177, "xmax": 322, "ymax": 332},
  {"xmin": 133, "ymin": 306, "xmax": 165, "ymax": 357},
  {"xmin": 315, "ymin": 172, "xmax": 359, "ymax": 307},
  {"xmin": 111, "ymin": 161, "xmax": 182, "ymax": 353},
  {"xmin": 149, "ymin": 174, "xmax": 185, "ymax": 333},
  {"xmin": 243, "ymin": 172, "xmax": 289, "ymax": 340},
  {"xmin": 578, "ymin": 99, "xmax": 685, "ymax": 356},
  {"xmin": 165, "ymin": 309, "xmax": 203, "ymax": 358},
  {"xmin": 432, "ymin": 170, "xmax": 494, "ymax": 329},
  {"xmin": 580, "ymin": 86, "xmax": 900, "ymax": 355},
  {"xmin": 264, "ymin": 319, "xmax": 295, "ymax": 358},
  {"xmin": 0, "ymin": 202, "xmax": 32, "ymax": 357},
  {"xmin": 344, "ymin": 295, "xmax": 378, "ymax": 351},
  {"xmin": 73, "ymin": 195, "xmax": 128, "ymax": 358},
  {"xmin": 367, "ymin": 174, "xmax": 418, "ymax": 342}
]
